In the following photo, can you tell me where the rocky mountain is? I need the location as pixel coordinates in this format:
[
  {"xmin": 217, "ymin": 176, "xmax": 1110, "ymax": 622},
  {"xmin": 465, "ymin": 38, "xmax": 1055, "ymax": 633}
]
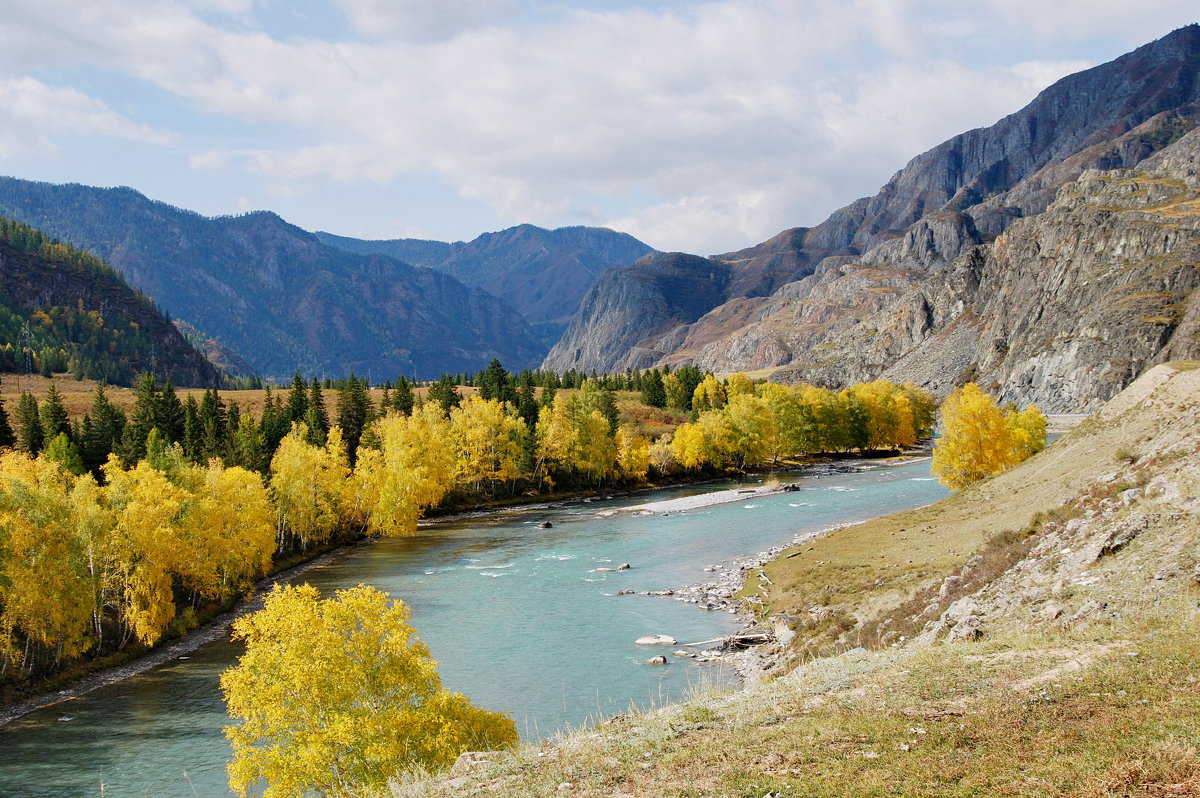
[
  {"xmin": 0, "ymin": 218, "xmax": 218, "ymax": 387},
  {"xmin": 0, "ymin": 179, "xmax": 546, "ymax": 380},
  {"xmin": 317, "ymin": 224, "xmax": 654, "ymax": 346},
  {"xmin": 544, "ymin": 25, "xmax": 1200, "ymax": 410}
]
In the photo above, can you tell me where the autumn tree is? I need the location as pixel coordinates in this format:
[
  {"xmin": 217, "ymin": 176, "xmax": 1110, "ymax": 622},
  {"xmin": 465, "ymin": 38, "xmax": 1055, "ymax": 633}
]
[
  {"xmin": 449, "ymin": 397, "xmax": 525, "ymax": 495},
  {"xmin": 615, "ymin": 425, "xmax": 650, "ymax": 480},
  {"xmin": 932, "ymin": 383, "xmax": 1019, "ymax": 490},
  {"xmin": 222, "ymin": 584, "xmax": 517, "ymax": 798},
  {"xmin": 269, "ymin": 423, "xmax": 349, "ymax": 550},
  {"xmin": 353, "ymin": 406, "xmax": 455, "ymax": 538}
]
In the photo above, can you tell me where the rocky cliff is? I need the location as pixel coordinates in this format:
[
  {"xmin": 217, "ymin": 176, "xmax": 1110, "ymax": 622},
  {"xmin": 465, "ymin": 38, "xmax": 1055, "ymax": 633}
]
[
  {"xmin": 546, "ymin": 25, "xmax": 1200, "ymax": 410},
  {"xmin": 769, "ymin": 124, "xmax": 1200, "ymax": 412}
]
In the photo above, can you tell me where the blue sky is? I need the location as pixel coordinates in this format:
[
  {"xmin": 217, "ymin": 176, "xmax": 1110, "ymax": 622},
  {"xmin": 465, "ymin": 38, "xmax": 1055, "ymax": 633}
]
[{"xmin": 0, "ymin": 1, "xmax": 1196, "ymax": 254}]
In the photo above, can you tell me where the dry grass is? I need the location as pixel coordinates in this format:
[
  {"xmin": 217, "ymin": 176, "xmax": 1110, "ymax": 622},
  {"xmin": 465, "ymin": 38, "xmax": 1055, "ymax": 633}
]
[{"xmin": 381, "ymin": 363, "xmax": 1200, "ymax": 797}]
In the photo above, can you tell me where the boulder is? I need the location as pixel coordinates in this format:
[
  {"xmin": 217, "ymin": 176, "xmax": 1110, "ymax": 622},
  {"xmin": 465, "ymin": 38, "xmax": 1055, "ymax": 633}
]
[
  {"xmin": 643, "ymin": 655, "xmax": 668, "ymax": 665},
  {"xmin": 635, "ymin": 634, "xmax": 677, "ymax": 646}
]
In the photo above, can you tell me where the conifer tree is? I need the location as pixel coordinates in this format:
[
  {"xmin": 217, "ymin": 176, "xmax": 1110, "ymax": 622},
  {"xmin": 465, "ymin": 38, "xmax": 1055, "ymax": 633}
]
[
  {"xmin": 127, "ymin": 372, "xmax": 160, "ymax": 462},
  {"xmin": 336, "ymin": 375, "xmax": 373, "ymax": 466},
  {"xmin": 40, "ymin": 383, "xmax": 70, "ymax": 443},
  {"xmin": 0, "ymin": 396, "xmax": 17, "ymax": 449},
  {"xmin": 15, "ymin": 392, "xmax": 42, "ymax": 455},
  {"xmin": 82, "ymin": 383, "xmax": 126, "ymax": 473},
  {"xmin": 285, "ymin": 371, "xmax": 308, "ymax": 425},
  {"xmin": 307, "ymin": 379, "xmax": 329, "ymax": 437},
  {"xmin": 182, "ymin": 393, "xmax": 202, "ymax": 461},
  {"xmin": 157, "ymin": 381, "xmax": 186, "ymax": 444},
  {"xmin": 641, "ymin": 369, "xmax": 666, "ymax": 408},
  {"xmin": 199, "ymin": 388, "xmax": 228, "ymax": 461},
  {"xmin": 392, "ymin": 376, "xmax": 414, "ymax": 416},
  {"xmin": 427, "ymin": 375, "xmax": 461, "ymax": 414}
]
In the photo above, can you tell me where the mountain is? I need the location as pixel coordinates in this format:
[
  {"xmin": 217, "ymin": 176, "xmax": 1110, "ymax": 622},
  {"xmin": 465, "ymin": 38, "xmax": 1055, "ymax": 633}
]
[
  {"xmin": 0, "ymin": 217, "xmax": 218, "ymax": 387},
  {"xmin": 0, "ymin": 180, "xmax": 546, "ymax": 380},
  {"xmin": 317, "ymin": 224, "xmax": 654, "ymax": 346},
  {"xmin": 544, "ymin": 25, "xmax": 1200, "ymax": 410}
]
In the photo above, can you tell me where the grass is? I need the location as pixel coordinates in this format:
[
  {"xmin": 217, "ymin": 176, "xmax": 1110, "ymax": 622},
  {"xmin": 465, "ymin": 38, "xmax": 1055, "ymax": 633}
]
[{"xmin": 382, "ymin": 362, "xmax": 1200, "ymax": 797}]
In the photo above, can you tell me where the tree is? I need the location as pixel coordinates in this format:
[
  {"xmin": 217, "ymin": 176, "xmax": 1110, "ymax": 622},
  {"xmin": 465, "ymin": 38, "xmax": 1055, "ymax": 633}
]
[
  {"xmin": 39, "ymin": 383, "xmax": 70, "ymax": 443},
  {"xmin": 82, "ymin": 384, "xmax": 125, "ymax": 473},
  {"xmin": 932, "ymin": 383, "xmax": 1016, "ymax": 490},
  {"xmin": 615, "ymin": 425, "xmax": 650, "ymax": 480},
  {"xmin": 15, "ymin": 392, "xmax": 42, "ymax": 455},
  {"xmin": 307, "ymin": 378, "xmax": 329, "ymax": 440},
  {"xmin": 0, "ymin": 397, "xmax": 16, "ymax": 449},
  {"xmin": 1006, "ymin": 403, "xmax": 1048, "ymax": 463},
  {"xmin": 157, "ymin": 381, "xmax": 186, "ymax": 444},
  {"xmin": 336, "ymin": 375, "xmax": 373, "ymax": 465},
  {"xmin": 284, "ymin": 371, "xmax": 308, "ymax": 425},
  {"xmin": 221, "ymin": 584, "xmax": 517, "ymax": 798},
  {"xmin": 448, "ymin": 397, "xmax": 525, "ymax": 495},
  {"xmin": 478, "ymin": 358, "xmax": 516, "ymax": 405},
  {"xmin": 269, "ymin": 423, "xmax": 348, "ymax": 550},
  {"xmin": 692, "ymin": 374, "xmax": 727, "ymax": 413},
  {"xmin": 427, "ymin": 375, "xmax": 461, "ymax": 414},
  {"xmin": 640, "ymin": 369, "xmax": 666, "ymax": 408},
  {"xmin": 391, "ymin": 376, "xmax": 415, "ymax": 416},
  {"xmin": 662, "ymin": 373, "xmax": 688, "ymax": 411}
]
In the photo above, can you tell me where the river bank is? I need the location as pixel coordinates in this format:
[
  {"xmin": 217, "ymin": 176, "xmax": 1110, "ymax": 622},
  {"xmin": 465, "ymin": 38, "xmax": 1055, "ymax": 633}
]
[{"xmin": 0, "ymin": 452, "xmax": 926, "ymax": 730}]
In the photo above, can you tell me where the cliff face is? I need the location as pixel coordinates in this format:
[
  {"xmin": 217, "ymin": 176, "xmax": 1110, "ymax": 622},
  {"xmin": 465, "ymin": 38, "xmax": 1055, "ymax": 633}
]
[
  {"xmin": 771, "ymin": 126, "xmax": 1200, "ymax": 412},
  {"xmin": 542, "ymin": 252, "xmax": 731, "ymax": 372},
  {"xmin": 546, "ymin": 25, "xmax": 1200, "ymax": 409}
]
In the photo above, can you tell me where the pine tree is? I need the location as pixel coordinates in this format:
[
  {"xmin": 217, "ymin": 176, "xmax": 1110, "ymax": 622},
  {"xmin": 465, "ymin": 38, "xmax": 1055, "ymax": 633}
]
[
  {"xmin": 83, "ymin": 383, "xmax": 126, "ymax": 472},
  {"xmin": 199, "ymin": 388, "xmax": 228, "ymax": 461},
  {"xmin": 392, "ymin": 377, "xmax": 414, "ymax": 416},
  {"xmin": 0, "ymin": 396, "xmax": 17, "ymax": 448},
  {"xmin": 478, "ymin": 359, "xmax": 516, "ymax": 405},
  {"xmin": 15, "ymin": 392, "xmax": 42, "ymax": 455},
  {"xmin": 285, "ymin": 371, "xmax": 309, "ymax": 425},
  {"xmin": 127, "ymin": 372, "xmax": 160, "ymax": 462},
  {"xmin": 182, "ymin": 393, "xmax": 202, "ymax": 461},
  {"xmin": 307, "ymin": 379, "xmax": 329, "ymax": 438},
  {"xmin": 336, "ymin": 375, "xmax": 373, "ymax": 466},
  {"xmin": 157, "ymin": 381, "xmax": 186, "ymax": 444},
  {"xmin": 641, "ymin": 369, "xmax": 666, "ymax": 408},
  {"xmin": 40, "ymin": 383, "xmax": 70, "ymax": 442},
  {"xmin": 427, "ymin": 375, "xmax": 461, "ymax": 414}
]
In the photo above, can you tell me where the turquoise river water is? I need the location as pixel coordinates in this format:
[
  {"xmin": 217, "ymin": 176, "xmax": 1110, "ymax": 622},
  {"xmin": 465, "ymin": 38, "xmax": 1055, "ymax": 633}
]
[{"xmin": 0, "ymin": 458, "xmax": 948, "ymax": 797}]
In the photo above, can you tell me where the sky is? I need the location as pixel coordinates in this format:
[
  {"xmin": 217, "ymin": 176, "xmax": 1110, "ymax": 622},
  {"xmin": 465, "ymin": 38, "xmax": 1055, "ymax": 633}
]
[{"xmin": 0, "ymin": 1, "xmax": 1196, "ymax": 255}]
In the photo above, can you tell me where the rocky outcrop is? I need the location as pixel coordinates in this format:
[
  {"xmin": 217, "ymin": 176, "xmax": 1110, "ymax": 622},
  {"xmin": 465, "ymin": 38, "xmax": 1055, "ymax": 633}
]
[
  {"xmin": 772, "ymin": 127, "xmax": 1200, "ymax": 411},
  {"xmin": 542, "ymin": 252, "xmax": 731, "ymax": 372},
  {"xmin": 545, "ymin": 24, "xmax": 1200, "ymax": 409}
]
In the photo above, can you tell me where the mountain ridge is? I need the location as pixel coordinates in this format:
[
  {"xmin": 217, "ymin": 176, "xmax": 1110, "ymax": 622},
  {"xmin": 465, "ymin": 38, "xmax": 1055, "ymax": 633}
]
[
  {"xmin": 0, "ymin": 179, "xmax": 547, "ymax": 380},
  {"xmin": 544, "ymin": 23, "xmax": 1200, "ymax": 409}
]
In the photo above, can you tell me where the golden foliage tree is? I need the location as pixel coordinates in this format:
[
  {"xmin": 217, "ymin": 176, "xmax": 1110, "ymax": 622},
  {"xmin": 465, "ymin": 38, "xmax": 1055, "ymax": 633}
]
[
  {"xmin": 614, "ymin": 424, "xmax": 650, "ymax": 480},
  {"xmin": 268, "ymin": 423, "xmax": 348, "ymax": 550},
  {"xmin": 355, "ymin": 406, "xmax": 455, "ymax": 538},
  {"xmin": 221, "ymin": 584, "xmax": 517, "ymax": 798},
  {"xmin": 932, "ymin": 383, "xmax": 1045, "ymax": 490},
  {"xmin": 449, "ymin": 397, "xmax": 526, "ymax": 495}
]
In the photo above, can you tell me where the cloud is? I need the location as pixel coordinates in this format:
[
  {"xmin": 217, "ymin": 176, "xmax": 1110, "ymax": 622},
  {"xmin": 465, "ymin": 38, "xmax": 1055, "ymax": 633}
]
[
  {"xmin": 0, "ymin": 0, "xmax": 1195, "ymax": 251},
  {"xmin": 0, "ymin": 76, "xmax": 172, "ymax": 158},
  {"xmin": 333, "ymin": 0, "xmax": 517, "ymax": 41}
]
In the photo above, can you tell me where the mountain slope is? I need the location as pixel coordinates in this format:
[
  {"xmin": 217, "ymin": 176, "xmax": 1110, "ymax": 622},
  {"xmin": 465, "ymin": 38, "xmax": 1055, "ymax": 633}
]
[
  {"xmin": 546, "ymin": 24, "xmax": 1200, "ymax": 398},
  {"xmin": 0, "ymin": 218, "xmax": 218, "ymax": 387},
  {"xmin": 318, "ymin": 224, "xmax": 654, "ymax": 345},
  {"xmin": 0, "ymin": 180, "xmax": 546, "ymax": 380}
]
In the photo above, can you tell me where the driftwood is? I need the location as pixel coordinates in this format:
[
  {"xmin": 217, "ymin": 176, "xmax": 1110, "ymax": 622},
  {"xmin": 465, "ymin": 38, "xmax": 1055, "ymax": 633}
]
[{"xmin": 681, "ymin": 633, "xmax": 773, "ymax": 648}]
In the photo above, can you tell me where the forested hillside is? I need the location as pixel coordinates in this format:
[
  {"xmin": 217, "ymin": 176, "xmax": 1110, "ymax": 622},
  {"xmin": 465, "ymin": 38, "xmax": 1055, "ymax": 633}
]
[
  {"xmin": 0, "ymin": 217, "xmax": 218, "ymax": 387},
  {"xmin": 318, "ymin": 224, "xmax": 654, "ymax": 346},
  {"xmin": 0, "ymin": 180, "xmax": 545, "ymax": 380}
]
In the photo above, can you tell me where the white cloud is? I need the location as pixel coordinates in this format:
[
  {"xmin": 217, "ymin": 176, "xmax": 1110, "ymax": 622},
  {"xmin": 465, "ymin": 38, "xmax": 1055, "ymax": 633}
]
[
  {"xmin": 333, "ymin": 0, "xmax": 517, "ymax": 41},
  {"xmin": 0, "ymin": 76, "xmax": 172, "ymax": 158},
  {"xmin": 0, "ymin": 0, "xmax": 1195, "ymax": 251}
]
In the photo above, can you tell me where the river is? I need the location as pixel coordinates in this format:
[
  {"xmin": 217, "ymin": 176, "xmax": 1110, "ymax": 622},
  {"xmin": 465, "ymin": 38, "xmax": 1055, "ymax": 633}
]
[{"xmin": 0, "ymin": 458, "xmax": 948, "ymax": 797}]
